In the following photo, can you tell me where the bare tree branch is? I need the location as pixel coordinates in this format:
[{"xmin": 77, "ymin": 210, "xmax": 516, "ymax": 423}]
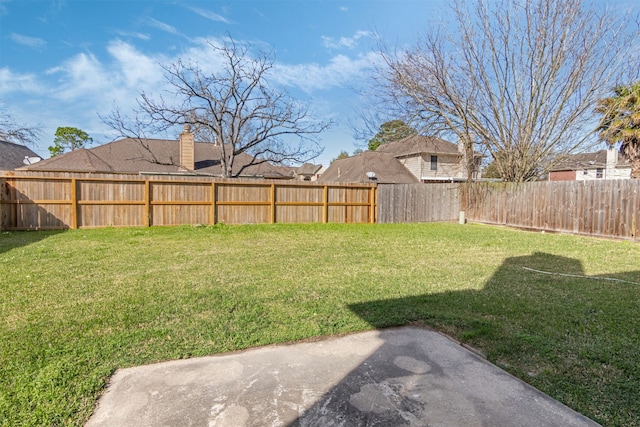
[
  {"xmin": 0, "ymin": 105, "xmax": 41, "ymax": 146},
  {"xmin": 102, "ymin": 37, "xmax": 331, "ymax": 178},
  {"xmin": 369, "ymin": 0, "xmax": 640, "ymax": 181}
]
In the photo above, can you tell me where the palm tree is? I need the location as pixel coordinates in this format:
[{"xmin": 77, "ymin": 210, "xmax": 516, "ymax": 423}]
[{"xmin": 595, "ymin": 82, "xmax": 640, "ymax": 178}]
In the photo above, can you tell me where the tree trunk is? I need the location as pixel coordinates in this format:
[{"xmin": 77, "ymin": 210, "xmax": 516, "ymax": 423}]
[{"xmin": 623, "ymin": 142, "xmax": 640, "ymax": 179}]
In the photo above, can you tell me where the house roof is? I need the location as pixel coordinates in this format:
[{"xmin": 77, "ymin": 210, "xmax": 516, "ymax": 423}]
[
  {"xmin": 318, "ymin": 151, "xmax": 420, "ymax": 184},
  {"xmin": 0, "ymin": 140, "xmax": 41, "ymax": 170},
  {"xmin": 376, "ymin": 135, "xmax": 461, "ymax": 157},
  {"xmin": 22, "ymin": 147, "xmax": 115, "ymax": 172},
  {"xmin": 20, "ymin": 137, "xmax": 296, "ymax": 178},
  {"xmin": 375, "ymin": 134, "xmax": 484, "ymax": 160},
  {"xmin": 296, "ymin": 163, "xmax": 323, "ymax": 176},
  {"xmin": 551, "ymin": 150, "xmax": 630, "ymax": 171}
]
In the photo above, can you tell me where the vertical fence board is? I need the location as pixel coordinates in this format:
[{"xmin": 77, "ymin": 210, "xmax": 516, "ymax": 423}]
[
  {"xmin": 377, "ymin": 183, "xmax": 460, "ymax": 224},
  {"xmin": 0, "ymin": 172, "xmax": 375, "ymax": 229},
  {"xmin": 3, "ymin": 170, "xmax": 639, "ymax": 241},
  {"xmin": 464, "ymin": 180, "xmax": 640, "ymax": 240}
]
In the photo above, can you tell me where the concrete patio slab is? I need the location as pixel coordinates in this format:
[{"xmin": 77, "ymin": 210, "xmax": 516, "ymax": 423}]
[{"xmin": 85, "ymin": 326, "xmax": 600, "ymax": 427}]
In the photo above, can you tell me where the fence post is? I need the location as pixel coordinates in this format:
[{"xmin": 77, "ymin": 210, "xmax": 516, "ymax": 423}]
[
  {"xmin": 144, "ymin": 180, "xmax": 151, "ymax": 227},
  {"xmin": 323, "ymin": 185, "xmax": 328, "ymax": 223},
  {"xmin": 369, "ymin": 186, "xmax": 376, "ymax": 223},
  {"xmin": 0, "ymin": 176, "xmax": 6, "ymax": 231},
  {"xmin": 70, "ymin": 178, "xmax": 78, "ymax": 229},
  {"xmin": 210, "ymin": 182, "xmax": 216, "ymax": 225},
  {"xmin": 270, "ymin": 183, "xmax": 276, "ymax": 224}
]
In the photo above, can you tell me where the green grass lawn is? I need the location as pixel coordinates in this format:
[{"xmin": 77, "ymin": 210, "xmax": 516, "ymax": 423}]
[{"xmin": 1, "ymin": 223, "xmax": 639, "ymax": 426}]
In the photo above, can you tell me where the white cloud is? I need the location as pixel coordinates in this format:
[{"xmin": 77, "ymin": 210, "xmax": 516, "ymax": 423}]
[
  {"xmin": 2, "ymin": 33, "xmax": 380, "ymax": 158},
  {"xmin": 273, "ymin": 52, "xmax": 383, "ymax": 92},
  {"xmin": 187, "ymin": 5, "xmax": 232, "ymax": 24},
  {"xmin": 148, "ymin": 17, "xmax": 180, "ymax": 35},
  {"xmin": 114, "ymin": 30, "xmax": 151, "ymax": 41},
  {"xmin": 10, "ymin": 33, "xmax": 47, "ymax": 48},
  {"xmin": 339, "ymin": 6, "xmax": 349, "ymax": 12},
  {"xmin": 321, "ymin": 30, "xmax": 372, "ymax": 50},
  {"xmin": 0, "ymin": 67, "xmax": 45, "ymax": 95},
  {"xmin": 180, "ymin": 37, "xmax": 245, "ymax": 74},
  {"xmin": 107, "ymin": 40, "xmax": 165, "ymax": 88},
  {"xmin": 156, "ymin": 37, "xmax": 381, "ymax": 95},
  {"xmin": 47, "ymin": 52, "xmax": 114, "ymax": 101}
]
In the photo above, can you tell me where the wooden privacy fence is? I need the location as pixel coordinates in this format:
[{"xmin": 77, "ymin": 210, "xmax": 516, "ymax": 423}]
[
  {"xmin": 3, "ymin": 171, "xmax": 639, "ymax": 241},
  {"xmin": 464, "ymin": 180, "xmax": 640, "ymax": 240},
  {"xmin": 377, "ymin": 183, "xmax": 461, "ymax": 223},
  {"xmin": 0, "ymin": 173, "xmax": 377, "ymax": 230}
]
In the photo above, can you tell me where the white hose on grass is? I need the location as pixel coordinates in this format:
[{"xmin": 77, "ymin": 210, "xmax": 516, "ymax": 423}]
[{"xmin": 522, "ymin": 267, "xmax": 639, "ymax": 286}]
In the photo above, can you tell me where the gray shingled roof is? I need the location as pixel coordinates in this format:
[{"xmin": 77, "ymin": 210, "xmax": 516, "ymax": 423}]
[
  {"xmin": 551, "ymin": 150, "xmax": 630, "ymax": 171},
  {"xmin": 0, "ymin": 140, "xmax": 41, "ymax": 170},
  {"xmin": 21, "ymin": 148, "xmax": 115, "ymax": 172},
  {"xmin": 375, "ymin": 135, "xmax": 461, "ymax": 157},
  {"xmin": 20, "ymin": 138, "xmax": 296, "ymax": 178},
  {"xmin": 318, "ymin": 151, "xmax": 419, "ymax": 184},
  {"xmin": 296, "ymin": 163, "xmax": 322, "ymax": 176}
]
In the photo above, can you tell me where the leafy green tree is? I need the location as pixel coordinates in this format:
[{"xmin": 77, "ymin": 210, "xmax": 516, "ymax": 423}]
[
  {"xmin": 49, "ymin": 127, "xmax": 92, "ymax": 157},
  {"xmin": 331, "ymin": 150, "xmax": 350, "ymax": 164},
  {"xmin": 595, "ymin": 81, "xmax": 640, "ymax": 178},
  {"xmin": 368, "ymin": 120, "xmax": 417, "ymax": 151}
]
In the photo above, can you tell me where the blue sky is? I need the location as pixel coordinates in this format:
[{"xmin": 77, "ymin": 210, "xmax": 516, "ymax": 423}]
[
  {"xmin": 1, "ymin": 0, "xmax": 637, "ymax": 167},
  {"xmin": 0, "ymin": 0, "xmax": 450, "ymax": 166}
]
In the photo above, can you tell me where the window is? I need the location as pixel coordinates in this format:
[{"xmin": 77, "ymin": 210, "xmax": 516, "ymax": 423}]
[
  {"xmin": 430, "ymin": 155, "xmax": 437, "ymax": 171},
  {"xmin": 596, "ymin": 168, "xmax": 603, "ymax": 178},
  {"xmin": 583, "ymin": 169, "xmax": 588, "ymax": 175}
]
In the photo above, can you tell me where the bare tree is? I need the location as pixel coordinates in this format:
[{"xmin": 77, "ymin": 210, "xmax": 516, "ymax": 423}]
[
  {"xmin": 0, "ymin": 106, "xmax": 40, "ymax": 146},
  {"xmin": 373, "ymin": 0, "xmax": 639, "ymax": 181},
  {"xmin": 103, "ymin": 38, "xmax": 329, "ymax": 178}
]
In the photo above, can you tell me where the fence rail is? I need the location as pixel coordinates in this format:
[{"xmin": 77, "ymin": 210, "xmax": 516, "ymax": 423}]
[
  {"xmin": 377, "ymin": 183, "xmax": 460, "ymax": 223},
  {"xmin": 0, "ymin": 172, "xmax": 376, "ymax": 230},
  {"xmin": 464, "ymin": 180, "xmax": 640, "ymax": 240},
  {"xmin": 2, "ymin": 171, "xmax": 639, "ymax": 241}
]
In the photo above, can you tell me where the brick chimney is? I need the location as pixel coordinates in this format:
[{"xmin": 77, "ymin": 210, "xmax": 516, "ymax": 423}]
[{"xmin": 179, "ymin": 124, "xmax": 195, "ymax": 171}]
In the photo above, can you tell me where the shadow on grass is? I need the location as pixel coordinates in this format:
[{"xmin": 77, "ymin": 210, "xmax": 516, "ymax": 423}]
[
  {"xmin": 1, "ymin": 180, "xmax": 69, "ymax": 252},
  {"xmin": 289, "ymin": 252, "xmax": 639, "ymax": 427},
  {"xmin": 1, "ymin": 179, "xmax": 70, "ymax": 235},
  {"xmin": 0, "ymin": 229, "xmax": 66, "ymax": 255}
]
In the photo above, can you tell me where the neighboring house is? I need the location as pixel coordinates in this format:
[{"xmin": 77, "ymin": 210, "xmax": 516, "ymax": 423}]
[
  {"xmin": 19, "ymin": 127, "xmax": 298, "ymax": 179},
  {"xmin": 320, "ymin": 135, "xmax": 482, "ymax": 184},
  {"xmin": 0, "ymin": 140, "xmax": 41, "ymax": 170},
  {"xmin": 549, "ymin": 148, "xmax": 631, "ymax": 181},
  {"xmin": 318, "ymin": 151, "xmax": 420, "ymax": 184},
  {"xmin": 376, "ymin": 135, "xmax": 482, "ymax": 182},
  {"xmin": 295, "ymin": 163, "xmax": 324, "ymax": 181}
]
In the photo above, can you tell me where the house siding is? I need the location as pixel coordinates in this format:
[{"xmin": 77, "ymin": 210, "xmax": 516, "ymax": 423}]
[
  {"xmin": 576, "ymin": 167, "xmax": 630, "ymax": 181},
  {"xmin": 604, "ymin": 167, "xmax": 631, "ymax": 180},
  {"xmin": 550, "ymin": 148, "xmax": 632, "ymax": 181},
  {"xmin": 420, "ymin": 153, "xmax": 461, "ymax": 180},
  {"xmin": 398, "ymin": 156, "xmax": 422, "ymax": 180},
  {"xmin": 549, "ymin": 170, "xmax": 575, "ymax": 181},
  {"xmin": 576, "ymin": 169, "xmax": 602, "ymax": 181}
]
